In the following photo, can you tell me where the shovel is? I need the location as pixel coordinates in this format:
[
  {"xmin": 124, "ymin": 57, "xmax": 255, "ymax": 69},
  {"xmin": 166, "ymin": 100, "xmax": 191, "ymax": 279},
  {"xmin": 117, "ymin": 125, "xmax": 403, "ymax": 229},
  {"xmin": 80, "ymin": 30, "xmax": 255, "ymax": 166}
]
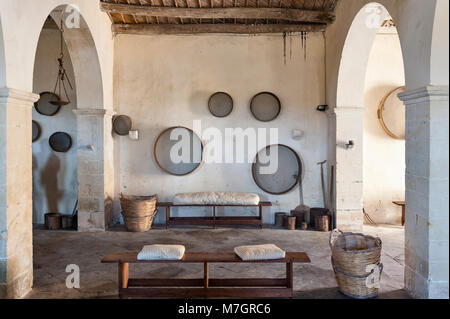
[{"xmin": 293, "ymin": 176, "xmax": 310, "ymax": 224}]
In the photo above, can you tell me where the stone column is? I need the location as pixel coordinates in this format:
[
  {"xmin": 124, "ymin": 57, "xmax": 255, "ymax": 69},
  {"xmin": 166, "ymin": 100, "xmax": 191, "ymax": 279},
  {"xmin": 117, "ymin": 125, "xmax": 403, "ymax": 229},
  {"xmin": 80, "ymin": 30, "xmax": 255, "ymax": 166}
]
[
  {"xmin": 0, "ymin": 88, "xmax": 39, "ymax": 299},
  {"xmin": 328, "ymin": 107, "xmax": 366, "ymax": 232},
  {"xmin": 399, "ymin": 86, "xmax": 449, "ymax": 299},
  {"xmin": 73, "ymin": 109, "xmax": 115, "ymax": 232}
]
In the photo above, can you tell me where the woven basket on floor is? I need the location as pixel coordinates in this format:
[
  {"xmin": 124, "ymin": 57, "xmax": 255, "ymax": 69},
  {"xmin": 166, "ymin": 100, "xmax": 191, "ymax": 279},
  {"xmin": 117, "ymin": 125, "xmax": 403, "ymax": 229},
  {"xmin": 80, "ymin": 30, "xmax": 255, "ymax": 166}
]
[
  {"xmin": 330, "ymin": 229, "xmax": 383, "ymax": 299},
  {"xmin": 120, "ymin": 194, "xmax": 157, "ymax": 232}
]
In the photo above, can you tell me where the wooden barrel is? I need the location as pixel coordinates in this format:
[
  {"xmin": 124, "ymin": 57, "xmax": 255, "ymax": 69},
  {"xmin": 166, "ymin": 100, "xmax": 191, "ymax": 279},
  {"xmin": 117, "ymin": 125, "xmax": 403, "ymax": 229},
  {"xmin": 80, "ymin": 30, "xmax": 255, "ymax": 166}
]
[
  {"xmin": 310, "ymin": 208, "xmax": 329, "ymax": 228},
  {"xmin": 286, "ymin": 217, "xmax": 296, "ymax": 230},
  {"xmin": 61, "ymin": 215, "xmax": 73, "ymax": 229},
  {"xmin": 315, "ymin": 215, "xmax": 330, "ymax": 232},
  {"xmin": 290, "ymin": 210, "xmax": 305, "ymax": 227},
  {"xmin": 45, "ymin": 213, "xmax": 62, "ymax": 230},
  {"xmin": 274, "ymin": 212, "xmax": 287, "ymax": 227}
]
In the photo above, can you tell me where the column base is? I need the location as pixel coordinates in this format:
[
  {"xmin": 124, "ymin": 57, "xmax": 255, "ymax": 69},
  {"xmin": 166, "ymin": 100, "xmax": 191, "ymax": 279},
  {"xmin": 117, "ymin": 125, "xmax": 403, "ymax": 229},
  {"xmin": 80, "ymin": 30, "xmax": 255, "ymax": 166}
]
[
  {"xmin": 0, "ymin": 268, "xmax": 33, "ymax": 299},
  {"xmin": 335, "ymin": 209, "xmax": 364, "ymax": 232},
  {"xmin": 77, "ymin": 211, "xmax": 106, "ymax": 232}
]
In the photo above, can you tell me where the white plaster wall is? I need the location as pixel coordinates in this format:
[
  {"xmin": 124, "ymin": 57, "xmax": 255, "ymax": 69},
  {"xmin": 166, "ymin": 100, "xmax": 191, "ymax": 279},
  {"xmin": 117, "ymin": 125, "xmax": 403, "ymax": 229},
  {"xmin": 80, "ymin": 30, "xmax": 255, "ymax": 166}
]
[
  {"xmin": 32, "ymin": 29, "xmax": 77, "ymax": 224},
  {"xmin": 114, "ymin": 33, "xmax": 328, "ymax": 224},
  {"xmin": 363, "ymin": 28, "xmax": 405, "ymax": 225}
]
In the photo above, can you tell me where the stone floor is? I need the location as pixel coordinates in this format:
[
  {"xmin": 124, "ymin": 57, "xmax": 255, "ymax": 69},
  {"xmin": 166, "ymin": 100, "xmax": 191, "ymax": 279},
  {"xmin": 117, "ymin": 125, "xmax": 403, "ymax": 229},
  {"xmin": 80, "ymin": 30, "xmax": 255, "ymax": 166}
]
[{"xmin": 26, "ymin": 224, "xmax": 409, "ymax": 299}]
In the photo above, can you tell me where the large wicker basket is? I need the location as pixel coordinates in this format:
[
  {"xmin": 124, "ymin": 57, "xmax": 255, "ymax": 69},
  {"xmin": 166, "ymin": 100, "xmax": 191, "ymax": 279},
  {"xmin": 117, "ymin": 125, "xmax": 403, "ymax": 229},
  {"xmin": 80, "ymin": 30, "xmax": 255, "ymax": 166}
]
[
  {"xmin": 330, "ymin": 229, "xmax": 383, "ymax": 299},
  {"xmin": 120, "ymin": 194, "xmax": 157, "ymax": 232}
]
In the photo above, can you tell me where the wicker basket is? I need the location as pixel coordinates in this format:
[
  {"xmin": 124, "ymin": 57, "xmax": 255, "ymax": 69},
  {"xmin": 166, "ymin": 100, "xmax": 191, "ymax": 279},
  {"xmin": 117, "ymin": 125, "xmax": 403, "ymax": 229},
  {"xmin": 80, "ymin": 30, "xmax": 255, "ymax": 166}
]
[
  {"xmin": 330, "ymin": 229, "xmax": 383, "ymax": 299},
  {"xmin": 120, "ymin": 194, "xmax": 157, "ymax": 232}
]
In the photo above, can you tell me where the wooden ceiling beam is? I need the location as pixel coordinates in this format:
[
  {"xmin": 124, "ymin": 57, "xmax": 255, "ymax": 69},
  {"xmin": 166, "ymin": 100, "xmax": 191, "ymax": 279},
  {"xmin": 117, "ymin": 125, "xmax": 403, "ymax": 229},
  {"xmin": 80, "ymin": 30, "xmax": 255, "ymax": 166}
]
[
  {"xmin": 100, "ymin": 2, "xmax": 335, "ymax": 23},
  {"xmin": 112, "ymin": 23, "xmax": 327, "ymax": 35}
]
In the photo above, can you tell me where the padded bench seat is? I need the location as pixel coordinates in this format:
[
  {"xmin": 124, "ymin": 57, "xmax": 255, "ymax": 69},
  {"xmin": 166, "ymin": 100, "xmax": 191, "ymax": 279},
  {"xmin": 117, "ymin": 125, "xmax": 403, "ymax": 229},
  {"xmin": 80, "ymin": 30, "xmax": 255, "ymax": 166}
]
[{"xmin": 102, "ymin": 251, "xmax": 311, "ymax": 299}]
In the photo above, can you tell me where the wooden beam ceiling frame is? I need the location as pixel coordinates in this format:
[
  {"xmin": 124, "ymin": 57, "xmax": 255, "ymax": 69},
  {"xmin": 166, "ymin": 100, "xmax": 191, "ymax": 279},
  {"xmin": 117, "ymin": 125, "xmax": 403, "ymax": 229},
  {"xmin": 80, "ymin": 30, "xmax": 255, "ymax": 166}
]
[
  {"xmin": 111, "ymin": 23, "xmax": 327, "ymax": 35},
  {"xmin": 100, "ymin": 2, "xmax": 335, "ymax": 23}
]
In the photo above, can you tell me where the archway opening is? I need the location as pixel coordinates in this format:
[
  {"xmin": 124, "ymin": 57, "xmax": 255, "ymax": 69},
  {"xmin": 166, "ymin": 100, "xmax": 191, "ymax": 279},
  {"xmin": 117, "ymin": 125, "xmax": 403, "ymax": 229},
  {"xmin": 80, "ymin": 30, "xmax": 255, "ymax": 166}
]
[
  {"xmin": 335, "ymin": 2, "xmax": 407, "ymax": 294},
  {"xmin": 29, "ymin": 5, "xmax": 106, "ymax": 297},
  {"xmin": 32, "ymin": 14, "xmax": 78, "ymax": 228},
  {"xmin": 362, "ymin": 19, "xmax": 406, "ymax": 228}
]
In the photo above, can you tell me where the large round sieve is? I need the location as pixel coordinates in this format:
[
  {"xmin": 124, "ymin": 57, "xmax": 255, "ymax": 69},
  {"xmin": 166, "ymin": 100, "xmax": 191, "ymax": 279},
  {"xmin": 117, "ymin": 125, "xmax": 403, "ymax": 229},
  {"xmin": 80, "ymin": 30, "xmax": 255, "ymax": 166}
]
[
  {"xmin": 378, "ymin": 86, "xmax": 406, "ymax": 140},
  {"xmin": 252, "ymin": 144, "xmax": 302, "ymax": 195},
  {"xmin": 154, "ymin": 126, "xmax": 203, "ymax": 176}
]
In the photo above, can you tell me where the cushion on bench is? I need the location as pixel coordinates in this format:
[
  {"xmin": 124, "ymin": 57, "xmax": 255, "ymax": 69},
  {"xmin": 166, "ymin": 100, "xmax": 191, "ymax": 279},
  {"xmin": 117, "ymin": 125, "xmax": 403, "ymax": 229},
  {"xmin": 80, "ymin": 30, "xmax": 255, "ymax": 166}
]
[
  {"xmin": 173, "ymin": 192, "xmax": 260, "ymax": 206},
  {"xmin": 137, "ymin": 245, "xmax": 186, "ymax": 261},
  {"xmin": 234, "ymin": 244, "xmax": 286, "ymax": 261}
]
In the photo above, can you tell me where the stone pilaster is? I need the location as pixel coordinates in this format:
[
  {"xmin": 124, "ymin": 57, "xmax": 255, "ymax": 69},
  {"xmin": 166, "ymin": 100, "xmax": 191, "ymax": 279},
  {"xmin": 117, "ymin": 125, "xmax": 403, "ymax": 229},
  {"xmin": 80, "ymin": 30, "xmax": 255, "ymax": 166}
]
[
  {"xmin": 73, "ymin": 108, "xmax": 115, "ymax": 232},
  {"xmin": 327, "ymin": 107, "xmax": 366, "ymax": 232},
  {"xmin": 0, "ymin": 88, "xmax": 39, "ymax": 299},
  {"xmin": 399, "ymin": 86, "xmax": 449, "ymax": 299}
]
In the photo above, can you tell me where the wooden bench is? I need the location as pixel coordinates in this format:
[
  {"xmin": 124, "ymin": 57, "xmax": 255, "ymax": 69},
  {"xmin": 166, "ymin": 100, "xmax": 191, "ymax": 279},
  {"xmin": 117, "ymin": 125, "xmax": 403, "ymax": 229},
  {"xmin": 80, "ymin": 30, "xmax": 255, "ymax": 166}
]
[
  {"xmin": 102, "ymin": 251, "xmax": 311, "ymax": 299},
  {"xmin": 157, "ymin": 202, "xmax": 272, "ymax": 229}
]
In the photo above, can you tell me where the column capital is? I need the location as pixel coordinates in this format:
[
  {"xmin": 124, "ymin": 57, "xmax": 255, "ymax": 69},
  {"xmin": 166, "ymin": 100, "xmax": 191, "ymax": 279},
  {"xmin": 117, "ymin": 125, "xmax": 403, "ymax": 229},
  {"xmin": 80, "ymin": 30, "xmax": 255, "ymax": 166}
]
[
  {"xmin": 398, "ymin": 85, "xmax": 449, "ymax": 105},
  {"xmin": 0, "ymin": 87, "xmax": 40, "ymax": 105},
  {"xmin": 73, "ymin": 108, "xmax": 115, "ymax": 117}
]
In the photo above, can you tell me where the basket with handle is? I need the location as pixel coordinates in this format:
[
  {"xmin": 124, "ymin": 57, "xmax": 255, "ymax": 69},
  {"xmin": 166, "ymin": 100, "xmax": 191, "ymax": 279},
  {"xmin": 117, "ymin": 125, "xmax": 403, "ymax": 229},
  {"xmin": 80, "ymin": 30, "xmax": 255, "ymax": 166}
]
[
  {"xmin": 120, "ymin": 194, "xmax": 157, "ymax": 232},
  {"xmin": 329, "ymin": 229, "xmax": 383, "ymax": 299}
]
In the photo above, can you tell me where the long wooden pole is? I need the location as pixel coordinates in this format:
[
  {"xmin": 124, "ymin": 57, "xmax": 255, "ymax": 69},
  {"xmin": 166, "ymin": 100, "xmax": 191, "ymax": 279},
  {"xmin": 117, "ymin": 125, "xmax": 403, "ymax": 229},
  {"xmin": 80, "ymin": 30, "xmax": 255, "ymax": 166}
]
[{"xmin": 112, "ymin": 23, "xmax": 326, "ymax": 35}]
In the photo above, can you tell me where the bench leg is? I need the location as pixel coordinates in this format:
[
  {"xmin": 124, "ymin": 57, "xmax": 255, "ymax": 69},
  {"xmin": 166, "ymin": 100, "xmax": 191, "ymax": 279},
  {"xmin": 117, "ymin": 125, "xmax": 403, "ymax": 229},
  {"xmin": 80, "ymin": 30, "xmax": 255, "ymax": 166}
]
[
  {"xmin": 118, "ymin": 262, "xmax": 129, "ymax": 299},
  {"xmin": 166, "ymin": 206, "xmax": 170, "ymax": 229},
  {"xmin": 204, "ymin": 262, "xmax": 209, "ymax": 288},
  {"xmin": 286, "ymin": 262, "xmax": 293, "ymax": 298},
  {"xmin": 259, "ymin": 206, "xmax": 263, "ymax": 229}
]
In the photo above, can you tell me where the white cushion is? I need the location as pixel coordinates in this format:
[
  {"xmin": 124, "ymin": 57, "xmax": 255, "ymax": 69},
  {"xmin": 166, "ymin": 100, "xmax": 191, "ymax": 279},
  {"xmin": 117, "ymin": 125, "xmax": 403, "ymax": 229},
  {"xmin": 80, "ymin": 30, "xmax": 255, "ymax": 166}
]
[
  {"xmin": 234, "ymin": 244, "xmax": 286, "ymax": 261},
  {"xmin": 137, "ymin": 245, "xmax": 185, "ymax": 261},
  {"xmin": 173, "ymin": 192, "xmax": 260, "ymax": 206}
]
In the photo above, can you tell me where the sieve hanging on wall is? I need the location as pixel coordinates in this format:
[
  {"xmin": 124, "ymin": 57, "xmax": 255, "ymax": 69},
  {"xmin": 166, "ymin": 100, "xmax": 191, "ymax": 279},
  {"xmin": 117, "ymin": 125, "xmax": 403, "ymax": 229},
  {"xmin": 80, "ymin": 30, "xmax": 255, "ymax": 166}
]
[
  {"xmin": 32, "ymin": 121, "xmax": 41, "ymax": 143},
  {"xmin": 154, "ymin": 126, "xmax": 204, "ymax": 176},
  {"xmin": 208, "ymin": 92, "xmax": 234, "ymax": 118},
  {"xmin": 49, "ymin": 132, "xmax": 72, "ymax": 153},
  {"xmin": 252, "ymin": 144, "xmax": 302, "ymax": 195},
  {"xmin": 250, "ymin": 92, "xmax": 281, "ymax": 122},
  {"xmin": 113, "ymin": 115, "xmax": 133, "ymax": 136},
  {"xmin": 377, "ymin": 86, "xmax": 406, "ymax": 140}
]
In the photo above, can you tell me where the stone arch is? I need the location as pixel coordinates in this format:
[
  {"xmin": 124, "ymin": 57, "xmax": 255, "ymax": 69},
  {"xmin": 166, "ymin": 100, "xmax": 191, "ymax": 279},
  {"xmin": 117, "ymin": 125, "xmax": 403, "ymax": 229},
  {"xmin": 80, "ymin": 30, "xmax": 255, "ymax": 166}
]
[
  {"xmin": 336, "ymin": 3, "xmax": 402, "ymax": 108},
  {"xmin": 430, "ymin": 0, "xmax": 449, "ymax": 86},
  {"xmin": 41, "ymin": 4, "xmax": 104, "ymax": 108}
]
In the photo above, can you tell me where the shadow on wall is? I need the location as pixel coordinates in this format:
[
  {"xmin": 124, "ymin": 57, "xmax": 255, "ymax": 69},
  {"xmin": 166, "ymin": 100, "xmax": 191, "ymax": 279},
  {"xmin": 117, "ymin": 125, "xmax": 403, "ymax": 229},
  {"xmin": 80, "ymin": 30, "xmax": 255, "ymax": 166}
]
[{"xmin": 39, "ymin": 153, "xmax": 63, "ymax": 214}]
